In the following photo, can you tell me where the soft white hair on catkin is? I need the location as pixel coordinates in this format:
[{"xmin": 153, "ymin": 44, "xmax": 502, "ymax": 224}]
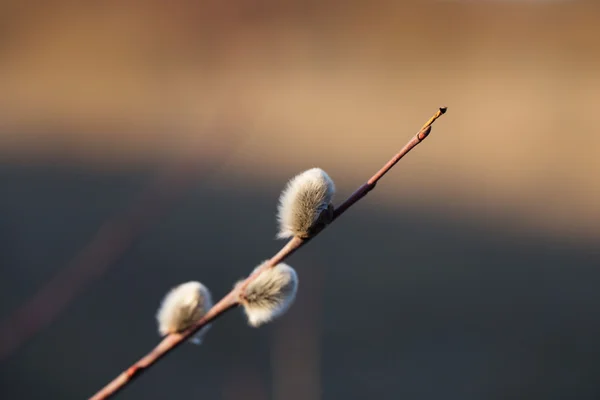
[
  {"xmin": 276, "ymin": 168, "xmax": 335, "ymax": 239},
  {"xmin": 156, "ymin": 281, "xmax": 213, "ymax": 344},
  {"xmin": 238, "ymin": 262, "xmax": 299, "ymax": 327}
]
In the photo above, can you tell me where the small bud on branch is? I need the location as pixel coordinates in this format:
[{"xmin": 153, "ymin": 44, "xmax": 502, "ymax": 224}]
[
  {"xmin": 89, "ymin": 107, "xmax": 447, "ymax": 400},
  {"xmin": 238, "ymin": 262, "xmax": 299, "ymax": 327},
  {"xmin": 276, "ymin": 168, "xmax": 336, "ymax": 239},
  {"xmin": 156, "ymin": 281, "xmax": 213, "ymax": 345}
]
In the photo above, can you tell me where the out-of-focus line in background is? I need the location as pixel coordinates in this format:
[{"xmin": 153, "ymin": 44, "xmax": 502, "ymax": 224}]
[
  {"xmin": 0, "ymin": 129, "xmax": 239, "ymax": 361},
  {"xmin": 271, "ymin": 257, "xmax": 325, "ymax": 400}
]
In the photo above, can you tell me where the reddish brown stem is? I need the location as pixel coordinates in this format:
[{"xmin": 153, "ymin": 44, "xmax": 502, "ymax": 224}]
[{"xmin": 89, "ymin": 107, "xmax": 447, "ymax": 400}]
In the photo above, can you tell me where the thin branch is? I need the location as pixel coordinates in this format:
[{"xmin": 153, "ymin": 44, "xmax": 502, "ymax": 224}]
[{"xmin": 89, "ymin": 107, "xmax": 447, "ymax": 400}]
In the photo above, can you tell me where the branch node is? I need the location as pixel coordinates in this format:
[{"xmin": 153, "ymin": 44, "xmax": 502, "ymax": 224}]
[{"xmin": 417, "ymin": 126, "xmax": 432, "ymax": 141}]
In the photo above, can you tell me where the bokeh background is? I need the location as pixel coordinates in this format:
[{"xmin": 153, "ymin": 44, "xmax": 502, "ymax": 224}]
[{"xmin": 1, "ymin": 0, "xmax": 599, "ymax": 399}]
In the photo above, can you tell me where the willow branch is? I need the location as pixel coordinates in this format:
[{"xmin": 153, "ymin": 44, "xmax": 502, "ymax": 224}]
[{"xmin": 89, "ymin": 106, "xmax": 447, "ymax": 400}]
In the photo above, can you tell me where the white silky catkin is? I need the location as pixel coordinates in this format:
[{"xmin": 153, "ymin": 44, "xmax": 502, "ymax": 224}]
[
  {"xmin": 276, "ymin": 168, "xmax": 335, "ymax": 239},
  {"xmin": 238, "ymin": 262, "xmax": 299, "ymax": 327},
  {"xmin": 156, "ymin": 281, "xmax": 213, "ymax": 344}
]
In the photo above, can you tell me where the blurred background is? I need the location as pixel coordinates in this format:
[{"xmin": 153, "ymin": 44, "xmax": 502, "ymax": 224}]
[{"xmin": 1, "ymin": 0, "xmax": 599, "ymax": 399}]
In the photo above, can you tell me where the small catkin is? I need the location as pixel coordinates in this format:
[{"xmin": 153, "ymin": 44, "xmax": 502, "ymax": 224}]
[
  {"xmin": 156, "ymin": 281, "xmax": 213, "ymax": 344},
  {"xmin": 238, "ymin": 262, "xmax": 299, "ymax": 327},
  {"xmin": 277, "ymin": 167, "xmax": 335, "ymax": 239}
]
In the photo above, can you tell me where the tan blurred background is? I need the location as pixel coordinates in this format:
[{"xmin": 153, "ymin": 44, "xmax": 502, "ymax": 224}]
[
  {"xmin": 1, "ymin": 1, "xmax": 599, "ymax": 400},
  {"xmin": 1, "ymin": 0, "xmax": 598, "ymax": 240}
]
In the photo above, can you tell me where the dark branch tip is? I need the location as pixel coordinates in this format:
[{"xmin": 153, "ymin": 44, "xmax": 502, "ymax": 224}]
[{"xmin": 439, "ymin": 107, "xmax": 447, "ymax": 114}]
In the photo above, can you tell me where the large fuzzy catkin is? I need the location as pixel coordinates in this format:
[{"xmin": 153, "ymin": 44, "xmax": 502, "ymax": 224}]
[
  {"xmin": 238, "ymin": 262, "xmax": 299, "ymax": 327},
  {"xmin": 276, "ymin": 168, "xmax": 335, "ymax": 239},
  {"xmin": 156, "ymin": 281, "xmax": 213, "ymax": 344}
]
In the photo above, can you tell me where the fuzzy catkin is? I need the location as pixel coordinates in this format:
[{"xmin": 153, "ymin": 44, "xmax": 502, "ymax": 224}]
[
  {"xmin": 156, "ymin": 281, "xmax": 213, "ymax": 344},
  {"xmin": 238, "ymin": 262, "xmax": 298, "ymax": 327},
  {"xmin": 276, "ymin": 168, "xmax": 335, "ymax": 239}
]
